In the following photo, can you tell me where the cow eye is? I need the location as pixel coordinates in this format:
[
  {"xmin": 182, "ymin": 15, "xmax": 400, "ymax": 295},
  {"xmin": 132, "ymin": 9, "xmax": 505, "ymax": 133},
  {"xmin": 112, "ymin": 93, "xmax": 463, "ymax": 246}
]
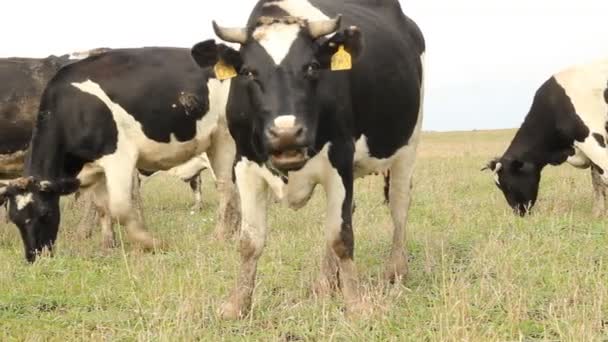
[{"xmin": 240, "ymin": 68, "xmax": 256, "ymax": 78}]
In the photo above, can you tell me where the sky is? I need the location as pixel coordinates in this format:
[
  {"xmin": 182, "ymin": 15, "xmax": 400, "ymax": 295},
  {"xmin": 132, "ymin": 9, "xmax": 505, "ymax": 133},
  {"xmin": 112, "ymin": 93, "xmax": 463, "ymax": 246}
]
[{"xmin": 2, "ymin": 0, "xmax": 608, "ymax": 131}]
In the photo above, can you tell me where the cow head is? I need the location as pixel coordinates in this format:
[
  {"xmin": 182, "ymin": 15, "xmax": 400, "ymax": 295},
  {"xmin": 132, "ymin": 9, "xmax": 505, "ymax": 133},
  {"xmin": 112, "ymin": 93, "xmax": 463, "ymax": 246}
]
[
  {"xmin": 483, "ymin": 158, "xmax": 541, "ymax": 216},
  {"xmin": 0, "ymin": 177, "xmax": 79, "ymax": 262},
  {"xmin": 191, "ymin": 15, "xmax": 362, "ymax": 172}
]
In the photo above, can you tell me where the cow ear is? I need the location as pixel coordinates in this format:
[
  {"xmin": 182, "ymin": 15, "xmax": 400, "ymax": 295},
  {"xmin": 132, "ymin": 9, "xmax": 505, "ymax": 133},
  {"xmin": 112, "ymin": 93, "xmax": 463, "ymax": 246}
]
[
  {"xmin": 37, "ymin": 178, "xmax": 80, "ymax": 195},
  {"xmin": 191, "ymin": 40, "xmax": 243, "ymax": 80},
  {"xmin": 316, "ymin": 26, "xmax": 363, "ymax": 71}
]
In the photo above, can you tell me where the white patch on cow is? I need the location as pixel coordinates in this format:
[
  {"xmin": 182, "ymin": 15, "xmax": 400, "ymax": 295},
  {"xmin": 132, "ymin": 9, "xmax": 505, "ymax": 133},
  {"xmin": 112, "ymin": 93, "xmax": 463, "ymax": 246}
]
[
  {"xmin": 265, "ymin": 0, "xmax": 330, "ymax": 21},
  {"xmin": 71, "ymin": 79, "xmax": 229, "ymax": 171},
  {"xmin": 274, "ymin": 115, "xmax": 296, "ymax": 129},
  {"xmin": 566, "ymin": 146, "xmax": 591, "ymax": 168},
  {"xmin": 554, "ymin": 59, "xmax": 608, "ymax": 182},
  {"xmin": 254, "ymin": 23, "xmax": 301, "ymax": 65},
  {"xmin": 16, "ymin": 192, "xmax": 33, "ymax": 210},
  {"xmin": 166, "ymin": 153, "xmax": 214, "ymax": 181}
]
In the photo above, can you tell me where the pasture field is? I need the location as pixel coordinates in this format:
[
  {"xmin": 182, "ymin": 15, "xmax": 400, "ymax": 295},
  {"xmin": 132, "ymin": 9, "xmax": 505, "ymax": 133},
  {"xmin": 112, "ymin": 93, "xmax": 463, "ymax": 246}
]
[{"xmin": 2, "ymin": 129, "xmax": 608, "ymax": 341}]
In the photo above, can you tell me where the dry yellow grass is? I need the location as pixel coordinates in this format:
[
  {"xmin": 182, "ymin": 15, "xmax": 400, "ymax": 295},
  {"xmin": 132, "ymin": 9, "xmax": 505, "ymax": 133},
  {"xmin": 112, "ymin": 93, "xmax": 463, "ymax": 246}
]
[{"xmin": 1, "ymin": 129, "xmax": 607, "ymax": 340}]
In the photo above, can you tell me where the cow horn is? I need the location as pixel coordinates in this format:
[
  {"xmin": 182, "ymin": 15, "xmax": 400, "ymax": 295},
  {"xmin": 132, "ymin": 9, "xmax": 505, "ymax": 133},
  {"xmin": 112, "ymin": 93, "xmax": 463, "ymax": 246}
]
[
  {"xmin": 212, "ymin": 21, "xmax": 248, "ymax": 44},
  {"xmin": 494, "ymin": 162, "xmax": 503, "ymax": 173},
  {"xmin": 308, "ymin": 15, "xmax": 342, "ymax": 39}
]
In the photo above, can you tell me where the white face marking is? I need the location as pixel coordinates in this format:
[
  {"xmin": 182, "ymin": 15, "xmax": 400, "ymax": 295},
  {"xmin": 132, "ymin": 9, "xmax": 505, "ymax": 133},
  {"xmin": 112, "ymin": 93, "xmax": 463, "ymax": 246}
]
[
  {"xmin": 253, "ymin": 23, "xmax": 301, "ymax": 65},
  {"xmin": 273, "ymin": 115, "xmax": 296, "ymax": 129},
  {"xmin": 16, "ymin": 192, "xmax": 33, "ymax": 210}
]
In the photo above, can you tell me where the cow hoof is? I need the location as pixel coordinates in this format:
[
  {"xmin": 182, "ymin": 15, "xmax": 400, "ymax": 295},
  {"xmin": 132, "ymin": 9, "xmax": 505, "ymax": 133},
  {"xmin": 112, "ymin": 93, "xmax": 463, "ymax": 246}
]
[
  {"xmin": 219, "ymin": 301, "xmax": 246, "ymax": 320},
  {"xmin": 102, "ymin": 237, "xmax": 117, "ymax": 249},
  {"xmin": 592, "ymin": 208, "xmax": 606, "ymax": 218},
  {"xmin": 384, "ymin": 253, "xmax": 408, "ymax": 284},
  {"xmin": 311, "ymin": 278, "xmax": 338, "ymax": 298},
  {"xmin": 345, "ymin": 300, "xmax": 374, "ymax": 320}
]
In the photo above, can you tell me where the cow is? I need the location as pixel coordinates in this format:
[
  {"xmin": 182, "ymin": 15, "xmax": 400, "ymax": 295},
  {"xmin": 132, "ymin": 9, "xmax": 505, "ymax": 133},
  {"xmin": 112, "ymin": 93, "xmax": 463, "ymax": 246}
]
[
  {"xmin": 484, "ymin": 59, "xmax": 608, "ymax": 216},
  {"xmin": 139, "ymin": 152, "xmax": 215, "ymax": 211},
  {"xmin": 191, "ymin": 0, "xmax": 425, "ymax": 318},
  {"xmin": 0, "ymin": 47, "xmax": 240, "ymax": 262}
]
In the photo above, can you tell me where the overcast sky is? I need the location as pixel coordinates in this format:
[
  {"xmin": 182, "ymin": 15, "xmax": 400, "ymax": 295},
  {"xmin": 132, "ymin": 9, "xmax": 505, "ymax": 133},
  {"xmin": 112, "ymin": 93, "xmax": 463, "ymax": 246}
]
[{"xmin": 2, "ymin": 0, "xmax": 607, "ymax": 131}]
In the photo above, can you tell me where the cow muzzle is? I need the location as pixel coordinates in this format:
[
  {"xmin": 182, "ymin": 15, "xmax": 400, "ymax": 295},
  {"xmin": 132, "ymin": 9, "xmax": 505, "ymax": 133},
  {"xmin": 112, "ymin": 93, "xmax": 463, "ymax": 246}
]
[{"xmin": 265, "ymin": 119, "xmax": 309, "ymax": 171}]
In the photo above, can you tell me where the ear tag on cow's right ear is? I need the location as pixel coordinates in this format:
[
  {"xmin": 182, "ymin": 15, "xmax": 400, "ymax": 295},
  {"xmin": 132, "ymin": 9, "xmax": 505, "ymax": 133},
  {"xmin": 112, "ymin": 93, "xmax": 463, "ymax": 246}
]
[
  {"xmin": 331, "ymin": 45, "xmax": 352, "ymax": 71},
  {"xmin": 214, "ymin": 59, "xmax": 237, "ymax": 81}
]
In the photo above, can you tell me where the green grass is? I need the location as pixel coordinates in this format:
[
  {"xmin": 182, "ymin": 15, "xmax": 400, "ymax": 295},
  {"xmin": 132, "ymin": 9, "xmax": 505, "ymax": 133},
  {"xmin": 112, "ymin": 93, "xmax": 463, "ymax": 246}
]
[{"xmin": 1, "ymin": 129, "xmax": 608, "ymax": 340}]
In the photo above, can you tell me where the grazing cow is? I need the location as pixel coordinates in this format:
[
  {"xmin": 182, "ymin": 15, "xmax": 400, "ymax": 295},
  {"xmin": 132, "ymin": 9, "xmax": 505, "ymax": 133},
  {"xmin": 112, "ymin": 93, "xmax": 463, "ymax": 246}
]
[
  {"xmin": 191, "ymin": 0, "xmax": 425, "ymax": 318},
  {"xmin": 485, "ymin": 59, "xmax": 608, "ymax": 216},
  {"xmin": 0, "ymin": 47, "xmax": 239, "ymax": 262}
]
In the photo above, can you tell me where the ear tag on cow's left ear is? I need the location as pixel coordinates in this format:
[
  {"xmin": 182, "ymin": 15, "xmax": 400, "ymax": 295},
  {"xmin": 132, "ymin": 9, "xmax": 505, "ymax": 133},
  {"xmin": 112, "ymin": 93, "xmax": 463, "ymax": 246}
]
[
  {"xmin": 331, "ymin": 45, "xmax": 352, "ymax": 71},
  {"xmin": 214, "ymin": 59, "xmax": 237, "ymax": 81}
]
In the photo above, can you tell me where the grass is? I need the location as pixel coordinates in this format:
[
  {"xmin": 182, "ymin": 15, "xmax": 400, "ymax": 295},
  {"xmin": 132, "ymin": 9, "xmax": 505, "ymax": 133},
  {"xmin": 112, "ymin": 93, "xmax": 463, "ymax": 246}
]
[{"xmin": 1, "ymin": 129, "xmax": 608, "ymax": 340}]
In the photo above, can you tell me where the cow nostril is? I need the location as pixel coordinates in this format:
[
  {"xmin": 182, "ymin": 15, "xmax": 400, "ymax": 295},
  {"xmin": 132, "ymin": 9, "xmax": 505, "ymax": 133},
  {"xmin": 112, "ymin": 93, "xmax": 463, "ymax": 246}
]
[{"xmin": 295, "ymin": 126, "xmax": 304, "ymax": 138}]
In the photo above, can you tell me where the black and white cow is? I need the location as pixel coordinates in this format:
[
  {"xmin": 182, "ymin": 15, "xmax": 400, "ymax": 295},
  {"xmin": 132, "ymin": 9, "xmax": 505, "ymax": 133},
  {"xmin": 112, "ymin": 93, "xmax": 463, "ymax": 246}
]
[
  {"xmin": 485, "ymin": 59, "xmax": 608, "ymax": 216},
  {"xmin": 191, "ymin": 0, "xmax": 425, "ymax": 318},
  {"xmin": 0, "ymin": 47, "xmax": 239, "ymax": 262}
]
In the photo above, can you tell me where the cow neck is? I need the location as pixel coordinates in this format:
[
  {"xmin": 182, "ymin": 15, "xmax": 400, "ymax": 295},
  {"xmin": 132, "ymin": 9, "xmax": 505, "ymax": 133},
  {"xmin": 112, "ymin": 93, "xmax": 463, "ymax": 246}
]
[
  {"xmin": 24, "ymin": 123, "xmax": 64, "ymax": 181},
  {"xmin": 502, "ymin": 113, "xmax": 554, "ymax": 169}
]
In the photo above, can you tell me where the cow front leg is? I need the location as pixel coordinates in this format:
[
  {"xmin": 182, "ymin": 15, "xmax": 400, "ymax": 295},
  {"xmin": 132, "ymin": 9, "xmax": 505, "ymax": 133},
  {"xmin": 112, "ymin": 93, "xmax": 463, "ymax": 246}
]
[
  {"xmin": 75, "ymin": 190, "xmax": 98, "ymax": 239},
  {"xmin": 207, "ymin": 129, "xmax": 240, "ymax": 240},
  {"xmin": 591, "ymin": 164, "xmax": 607, "ymax": 217},
  {"xmin": 220, "ymin": 160, "xmax": 268, "ymax": 319},
  {"xmin": 323, "ymin": 160, "xmax": 366, "ymax": 315},
  {"xmin": 101, "ymin": 157, "xmax": 163, "ymax": 251}
]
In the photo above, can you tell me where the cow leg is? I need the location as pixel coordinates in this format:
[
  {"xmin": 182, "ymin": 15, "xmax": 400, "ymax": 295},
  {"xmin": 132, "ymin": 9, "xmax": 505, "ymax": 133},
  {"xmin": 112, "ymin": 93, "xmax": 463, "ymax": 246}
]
[
  {"xmin": 591, "ymin": 164, "xmax": 607, "ymax": 217},
  {"xmin": 188, "ymin": 174, "xmax": 203, "ymax": 211},
  {"xmin": 207, "ymin": 129, "xmax": 240, "ymax": 240},
  {"xmin": 384, "ymin": 146, "xmax": 418, "ymax": 283},
  {"xmin": 220, "ymin": 161, "xmax": 268, "ymax": 319},
  {"xmin": 101, "ymin": 158, "xmax": 161, "ymax": 250},
  {"xmin": 75, "ymin": 190, "xmax": 98, "ymax": 239},
  {"xmin": 323, "ymin": 155, "xmax": 367, "ymax": 315}
]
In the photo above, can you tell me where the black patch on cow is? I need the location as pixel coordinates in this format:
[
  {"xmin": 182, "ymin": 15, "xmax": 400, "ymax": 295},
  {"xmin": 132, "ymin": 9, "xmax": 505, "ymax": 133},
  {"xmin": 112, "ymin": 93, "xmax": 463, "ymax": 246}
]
[
  {"xmin": 502, "ymin": 77, "xmax": 590, "ymax": 166},
  {"xmin": 593, "ymin": 133, "xmax": 606, "ymax": 148},
  {"xmin": 51, "ymin": 48, "xmax": 211, "ymax": 144},
  {"xmin": 604, "ymin": 82, "xmax": 608, "ymax": 104}
]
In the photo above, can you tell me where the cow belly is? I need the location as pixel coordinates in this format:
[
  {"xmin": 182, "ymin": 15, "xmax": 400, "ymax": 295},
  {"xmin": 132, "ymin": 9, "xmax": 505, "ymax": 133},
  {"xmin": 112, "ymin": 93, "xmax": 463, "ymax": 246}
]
[
  {"xmin": 353, "ymin": 135, "xmax": 400, "ymax": 178},
  {"xmin": 136, "ymin": 138, "xmax": 207, "ymax": 171}
]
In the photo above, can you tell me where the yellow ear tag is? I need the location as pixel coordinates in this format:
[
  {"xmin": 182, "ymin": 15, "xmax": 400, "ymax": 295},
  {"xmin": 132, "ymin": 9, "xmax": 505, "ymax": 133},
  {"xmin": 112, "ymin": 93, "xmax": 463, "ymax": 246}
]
[
  {"xmin": 331, "ymin": 45, "xmax": 352, "ymax": 71},
  {"xmin": 214, "ymin": 59, "xmax": 237, "ymax": 81}
]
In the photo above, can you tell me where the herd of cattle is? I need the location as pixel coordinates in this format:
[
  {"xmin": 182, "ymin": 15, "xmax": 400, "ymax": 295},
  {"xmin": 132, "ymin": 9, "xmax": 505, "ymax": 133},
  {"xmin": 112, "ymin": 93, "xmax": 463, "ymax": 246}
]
[{"xmin": 0, "ymin": 0, "xmax": 607, "ymax": 319}]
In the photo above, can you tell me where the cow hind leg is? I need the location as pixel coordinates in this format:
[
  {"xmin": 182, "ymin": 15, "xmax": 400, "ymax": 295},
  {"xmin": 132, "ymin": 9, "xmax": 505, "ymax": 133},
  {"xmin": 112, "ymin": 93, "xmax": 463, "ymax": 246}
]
[
  {"xmin": 188, "ymin": 174, "xmax": 203, "ymax": 211},
  {"xmin": 591, "ymin": 164, "xmax": 607, "ymax": 217},
  {"xmin": 384, "ymin": 146, "xmax": 418, "ymax": 283}
]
